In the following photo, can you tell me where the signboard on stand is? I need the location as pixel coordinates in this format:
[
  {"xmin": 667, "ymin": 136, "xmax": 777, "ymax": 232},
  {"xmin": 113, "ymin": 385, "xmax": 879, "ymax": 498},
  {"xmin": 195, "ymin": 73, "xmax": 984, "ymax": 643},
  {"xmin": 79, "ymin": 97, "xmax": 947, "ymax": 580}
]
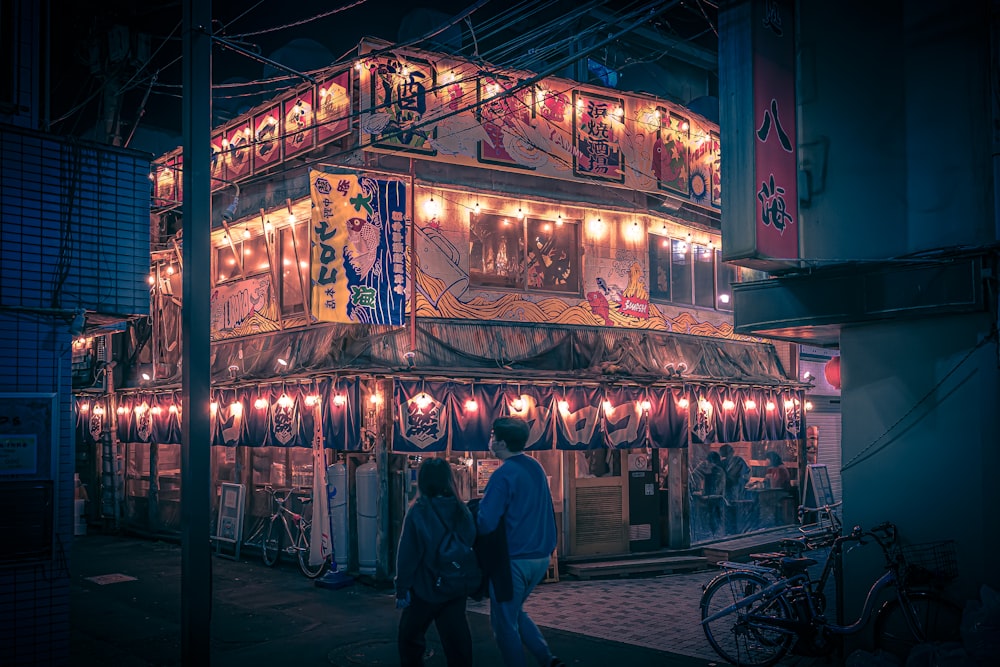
[{"xmin": 214, "ymin": 483, "xmax": 246, "ymax": 560}]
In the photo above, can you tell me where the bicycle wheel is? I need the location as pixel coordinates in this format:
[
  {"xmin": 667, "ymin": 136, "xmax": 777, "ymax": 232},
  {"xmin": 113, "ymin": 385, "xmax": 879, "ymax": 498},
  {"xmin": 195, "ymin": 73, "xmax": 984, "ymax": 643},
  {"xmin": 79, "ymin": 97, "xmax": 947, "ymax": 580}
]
[
  {"xmin": 261, "ymin": 516, "xmax": 283, "ymax": 567},
  {"xmin": 701, "ymin": 570, "xmax": 795, "ymax": 667},
  {"xmin": 296, "ymin": 521, "xmax": 327, "ymax": 579},
  {"xmin": 873, "ymin": 591, "xmax": 962, "ymax": 661}
]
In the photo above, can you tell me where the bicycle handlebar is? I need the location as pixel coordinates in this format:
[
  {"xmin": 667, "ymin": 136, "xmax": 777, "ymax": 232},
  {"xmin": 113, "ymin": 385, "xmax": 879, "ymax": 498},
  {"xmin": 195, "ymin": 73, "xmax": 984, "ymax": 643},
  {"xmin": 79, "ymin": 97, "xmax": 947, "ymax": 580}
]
[{"xmin": 797, "ymin": 500, "xmax": 843, "ymax": 514}]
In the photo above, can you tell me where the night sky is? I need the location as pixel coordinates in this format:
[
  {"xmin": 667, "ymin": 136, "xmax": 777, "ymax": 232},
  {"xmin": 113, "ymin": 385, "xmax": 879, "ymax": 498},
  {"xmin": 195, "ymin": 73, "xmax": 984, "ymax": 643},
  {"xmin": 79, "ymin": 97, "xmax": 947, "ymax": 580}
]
[{"xmin": 48, "ymin": 0, "xmax": 486, "ymax": 154}]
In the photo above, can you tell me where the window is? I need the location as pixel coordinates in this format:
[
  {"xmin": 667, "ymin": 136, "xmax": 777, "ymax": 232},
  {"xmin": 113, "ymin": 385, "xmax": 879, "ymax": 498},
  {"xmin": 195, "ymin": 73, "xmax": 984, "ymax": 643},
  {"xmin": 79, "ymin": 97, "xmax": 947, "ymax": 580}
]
[
  {"xmin": 279, "ymin": 225, "xmax": 309, "ymax": 315},
  {"xmin": 526, "ymin": 218, "xmax": 580, "ymax": 293},
  {"xmin": 671, "ymin": 239, "xmax": 693, "ymax": 305},
  {"xmin": 716, "ymin": 251, "xmax": 738, "ymax": 311},
  {"xmin": 693, "ymin": 244, "xmax": 715, "ymax": 308},
  {"xmin": 470, "ymin": 212, "xmax": 524, "ymax": 288},
  {"xmin": 216, "ymin": 234, "xmax": 269, "ymax": 284},
  {"xmin": 648, "ymin": 235, "xmax": 671, "ymax": 300},
  {"xmin": 649, "ymin": 235, "xmax": 731, "ymax": 310},
  {"xmin": 469, "ymin": 212, "xmax": 581, "ymax": 293}
]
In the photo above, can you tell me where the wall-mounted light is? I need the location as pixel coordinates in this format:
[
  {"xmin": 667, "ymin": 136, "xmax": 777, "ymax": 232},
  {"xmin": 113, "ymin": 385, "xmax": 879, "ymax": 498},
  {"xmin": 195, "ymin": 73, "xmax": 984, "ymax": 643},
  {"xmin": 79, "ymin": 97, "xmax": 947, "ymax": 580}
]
[
  {"xmin": 150, "ymin": 406, "xmax": 163, "ymax": 415},
  {"xmin": 333, "ymin": 394, "xmax": 346, "ymax": 407},
  {"xmin": 784, "ymin": 399, "xmax": 795, "ymax": 409},
  {"xmin": 169, "ymin": 404, "xmax": 179, "ymax": 414},
  {"xmin": 221, "ymin": 183, "xmax": 241, "ymax": 222},
  {"xmin": 472, "ymin": 202, "xmax": 481, "ymax": 215},
  {"xmin": 511, "ymin": 397, "xmax": 525, "ymax": 412},
  {"xmin": 722, "ymin": 399, "xmax": 735, "ymax": 411},
  {"xmin": 464, "ymin": 399, "xmax": 478, "ymax": 412},
  {"xmin": 369, "ymin": 393, "xmax": 383, "ymax": 405},
  {"xmin": 602, "ymin": 400, "xmax": 614, "ymax": 416},
  {"xmin": 698, "ymin": 399, "xmax": 712, "ymax": 412},
  {"xmin": 424, "ymin": 196, "xmax": 441, "ymax": 219},
  {"xmin": 639, "ymin": 399, "xmax": 652, "ymax": 412},
  {"xmin": 516, "ymin": 207, "xmax": 524, "ymax": 220},
  {"xmin": 802, "ymin": 371, "xmax": 813, "ymax": 381},
  {"xmin": 254, "ymin": 397, "xmax": 269, "ymax": 410},
  {"xmin": 277, "ymin": 394, "xmax": 293, "ymax": 409},
  {"xmin": 558, "ymin": 400, "xmax": 570, "ymax": 416},
  {"xmin": 116, "ymin": 406, "xmax": 127, "ymax": 415},
  {"xmin": 804, "ymin": 401, "xmax": 814, "ymax": 411},
  {"xmin": 766, "ymin": 400, "xmax": 776, "ymax": 411},
  {"xmin": 745, "ymin": 399, "xmax": 757, "ymax": 411},
  {"xmin": 677, "ymin": 397, "xmax": 690, "ymax": 409},
  {"xmin": 304, "ymin": 395, "xmax": 320, "ymax": 407},
  {"xmin": 719, "ymin": 294, "xmax": 731, "ymax": 305},
  {"xmin": 79, "ymin": 402, "xmax": 90, "ymax": 413}
]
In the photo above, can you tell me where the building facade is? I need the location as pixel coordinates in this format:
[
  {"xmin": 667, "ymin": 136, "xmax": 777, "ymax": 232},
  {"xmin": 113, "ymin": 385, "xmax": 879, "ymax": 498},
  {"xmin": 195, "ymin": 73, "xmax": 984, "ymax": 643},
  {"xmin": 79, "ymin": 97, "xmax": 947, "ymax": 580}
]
[{"xmin": 72, "ymin": 30, "xmax": 819, "ymax": 582}]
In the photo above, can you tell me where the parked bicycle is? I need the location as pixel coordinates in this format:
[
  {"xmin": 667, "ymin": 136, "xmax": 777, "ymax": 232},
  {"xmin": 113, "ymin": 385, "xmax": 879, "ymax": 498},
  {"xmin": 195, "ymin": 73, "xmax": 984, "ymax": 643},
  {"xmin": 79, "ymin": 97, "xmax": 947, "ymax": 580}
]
[
  {"xmin": 259, "ymin": 486, "xmax": 327, "ymax": 579},
  {"xmin": 700, "ymin": 510, "xmax": 962, "ymax": 666}
]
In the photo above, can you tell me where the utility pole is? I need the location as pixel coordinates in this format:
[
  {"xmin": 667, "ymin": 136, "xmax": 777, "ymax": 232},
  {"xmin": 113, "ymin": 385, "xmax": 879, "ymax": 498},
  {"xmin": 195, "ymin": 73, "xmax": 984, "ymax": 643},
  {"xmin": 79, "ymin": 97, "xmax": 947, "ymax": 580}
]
[{"xmin": 181, "ymin": 0, "xmax": 211, "ymax": 662}]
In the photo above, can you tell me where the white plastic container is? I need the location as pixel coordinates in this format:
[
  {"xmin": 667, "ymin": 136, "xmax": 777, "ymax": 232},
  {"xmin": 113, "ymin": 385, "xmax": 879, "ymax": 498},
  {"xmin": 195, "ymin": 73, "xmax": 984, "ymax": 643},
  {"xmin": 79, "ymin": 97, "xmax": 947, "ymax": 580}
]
[{"xmin": 355, "ymin": 458, "xmax": 378, "ymax": 575}]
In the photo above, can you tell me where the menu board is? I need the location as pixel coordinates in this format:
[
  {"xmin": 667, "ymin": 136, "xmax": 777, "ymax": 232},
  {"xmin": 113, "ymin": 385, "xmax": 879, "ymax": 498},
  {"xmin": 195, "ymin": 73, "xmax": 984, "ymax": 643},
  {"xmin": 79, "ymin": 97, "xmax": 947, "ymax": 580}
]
[
  {"xmin": 476, "ymin": 458, "xmax": 501, "ymax": 495},
  {"xmin": 804, "ymin": 464, "xmax": 834, "ymax": 507}
]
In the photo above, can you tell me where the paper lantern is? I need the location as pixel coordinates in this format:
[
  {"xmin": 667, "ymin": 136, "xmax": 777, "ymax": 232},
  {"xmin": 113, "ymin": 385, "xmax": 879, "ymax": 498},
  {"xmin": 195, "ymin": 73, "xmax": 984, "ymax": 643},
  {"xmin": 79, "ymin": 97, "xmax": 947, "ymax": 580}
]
[{"xmin": 824, "ymin": 356, "xmax": 841, "ymax": 390}]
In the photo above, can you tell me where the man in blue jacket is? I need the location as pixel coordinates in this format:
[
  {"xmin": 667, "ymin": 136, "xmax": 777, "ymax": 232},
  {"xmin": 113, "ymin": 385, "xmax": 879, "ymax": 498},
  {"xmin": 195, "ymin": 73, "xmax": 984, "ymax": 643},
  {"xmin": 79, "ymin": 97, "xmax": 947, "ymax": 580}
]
[{"xmin": 477, "ymin": 417, "xmax": 564, "ymax": 667}]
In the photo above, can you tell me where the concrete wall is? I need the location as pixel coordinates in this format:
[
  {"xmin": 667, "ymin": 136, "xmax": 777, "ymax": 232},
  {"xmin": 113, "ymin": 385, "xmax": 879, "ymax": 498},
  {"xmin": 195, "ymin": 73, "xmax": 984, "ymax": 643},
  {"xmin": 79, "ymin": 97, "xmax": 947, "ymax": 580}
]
[
  {"xmin": 840, "ymin": 312, "xmax": 999, "ymax": 609},
  {"xmin": 797, "ymin": 0, "xmax": 994, "ymax": 259}
]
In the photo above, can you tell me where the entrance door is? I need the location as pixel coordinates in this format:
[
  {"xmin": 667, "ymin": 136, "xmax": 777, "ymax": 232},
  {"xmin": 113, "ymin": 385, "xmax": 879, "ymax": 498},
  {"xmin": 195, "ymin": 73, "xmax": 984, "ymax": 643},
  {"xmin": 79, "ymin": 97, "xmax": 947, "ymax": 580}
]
[{"xmin": 567, "ymin": 451, "xmax": 628, "ymax": 556}]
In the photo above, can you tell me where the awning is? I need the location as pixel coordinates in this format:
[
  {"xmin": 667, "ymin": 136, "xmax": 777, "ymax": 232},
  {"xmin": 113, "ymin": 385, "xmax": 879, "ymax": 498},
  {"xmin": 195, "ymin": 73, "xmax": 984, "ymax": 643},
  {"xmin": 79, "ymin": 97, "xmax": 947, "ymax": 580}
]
[{"xmin": 209, "ymin": 319, "xmax": 793, "ymax": 386}]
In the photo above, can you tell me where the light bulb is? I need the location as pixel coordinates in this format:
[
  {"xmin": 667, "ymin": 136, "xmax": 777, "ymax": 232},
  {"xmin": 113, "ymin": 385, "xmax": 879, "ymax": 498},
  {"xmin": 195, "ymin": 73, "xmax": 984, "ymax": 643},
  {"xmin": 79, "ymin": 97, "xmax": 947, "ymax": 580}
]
[
  {"xmin": 745, "ymin": 399, "xmax": 757, "ymax": 411},
  {"xmin": 558, "ymin": 400, "xmax": 570, "ymax": 416},
  {"xmin": 464, "ymin": 399, "xmax": 478, "ymax": 412},
  {"xmin": 333, "ymin": 394, "xmax": 346, "ymax": 407},
  {"xmin": 254, "ymin": 398, "xmax": 268, "ymax": 410}
]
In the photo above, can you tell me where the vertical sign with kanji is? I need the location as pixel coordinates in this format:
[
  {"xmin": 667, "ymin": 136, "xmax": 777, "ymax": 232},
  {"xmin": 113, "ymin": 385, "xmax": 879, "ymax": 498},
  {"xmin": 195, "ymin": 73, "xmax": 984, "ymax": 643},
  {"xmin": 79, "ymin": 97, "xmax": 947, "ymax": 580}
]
[
  {"xmin": 752, "ymin": 0, "xmax": 798, "ymax": 259},
  {"xmin": 719, "ymin": 0, "xmax": 798, "ymax": 270},
  {"xmin": 309, "ymin": 169, "xmax": 408, "ymax": 325}
]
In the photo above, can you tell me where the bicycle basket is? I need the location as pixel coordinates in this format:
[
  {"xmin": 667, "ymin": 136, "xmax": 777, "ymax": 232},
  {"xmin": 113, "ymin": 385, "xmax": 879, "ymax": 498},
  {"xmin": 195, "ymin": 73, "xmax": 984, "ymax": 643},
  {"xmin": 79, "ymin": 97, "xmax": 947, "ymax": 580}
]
[{"xmin": 899, "ymin": 540, "xmax": 958, "ymax": 586}]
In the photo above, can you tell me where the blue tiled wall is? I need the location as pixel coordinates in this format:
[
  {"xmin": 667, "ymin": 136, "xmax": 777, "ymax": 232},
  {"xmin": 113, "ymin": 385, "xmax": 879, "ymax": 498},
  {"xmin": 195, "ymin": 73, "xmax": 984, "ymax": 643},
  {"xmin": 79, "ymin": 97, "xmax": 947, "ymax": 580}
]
[{"xmin": 0, "ymin": 124, "xmax": 150, "ymax": 665}]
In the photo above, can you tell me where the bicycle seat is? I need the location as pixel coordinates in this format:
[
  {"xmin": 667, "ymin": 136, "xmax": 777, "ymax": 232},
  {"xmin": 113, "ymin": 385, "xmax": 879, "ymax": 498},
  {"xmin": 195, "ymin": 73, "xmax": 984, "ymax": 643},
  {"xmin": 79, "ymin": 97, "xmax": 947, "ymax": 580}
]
[{"xmin": 779, "ymin": 556, "xmax": 818, "ymax": 573}]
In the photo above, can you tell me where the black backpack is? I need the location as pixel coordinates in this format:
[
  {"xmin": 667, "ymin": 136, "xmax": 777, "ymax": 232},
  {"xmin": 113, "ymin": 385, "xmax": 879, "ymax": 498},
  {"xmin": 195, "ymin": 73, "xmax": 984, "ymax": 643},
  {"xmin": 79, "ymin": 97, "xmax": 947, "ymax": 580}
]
[{"xmin": 428, "ymin": 502, "xmax": 483, "ymax": 599}]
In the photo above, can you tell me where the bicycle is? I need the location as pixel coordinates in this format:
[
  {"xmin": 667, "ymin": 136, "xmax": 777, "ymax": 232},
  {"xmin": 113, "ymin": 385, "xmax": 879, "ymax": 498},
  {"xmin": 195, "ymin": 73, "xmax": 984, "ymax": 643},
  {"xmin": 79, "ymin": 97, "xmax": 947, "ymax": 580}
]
[
  {"xmin": 260, "ymin": 486, "xmax": 328, "ymax": 579},
  {"xmin": 699, "ymin": 516, "xmax": 962, "ymax": 666}
]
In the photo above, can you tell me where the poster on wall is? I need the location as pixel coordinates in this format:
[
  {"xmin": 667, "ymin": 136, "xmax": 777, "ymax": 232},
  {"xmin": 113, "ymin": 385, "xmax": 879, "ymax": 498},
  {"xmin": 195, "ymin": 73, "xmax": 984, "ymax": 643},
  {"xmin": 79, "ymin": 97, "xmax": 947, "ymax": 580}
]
[
  {"xmin": 367, "ymin": 54, "xmax": 437, "ymax": 154},
  {"xmin": 252, "ymin": 105, "xmax": 281, "ymax": 172},
  {"xmin": 656, "ymin": 110, "xmax": 690, "ymax": 195},
  {"xmin": 477, "ymin": 74, "xmax": 535, "ymax": 168},
  {"xmin": 316, "ymin": 72, "xmax": 351, "ymax": 144},
  {"xmin": 573, "ymin": 90, "xmax": 625, "ymax": 183},
  {"xmin": 283, "ymin": 88, "xmax": 315, "ymax": 160},
  {"xmin": 308, "ymin": 168, "xmax": 408, "ymax": 325},
  {"xmin": 209, "ymin": 274, "xmax": 280, "ymax": 340}
]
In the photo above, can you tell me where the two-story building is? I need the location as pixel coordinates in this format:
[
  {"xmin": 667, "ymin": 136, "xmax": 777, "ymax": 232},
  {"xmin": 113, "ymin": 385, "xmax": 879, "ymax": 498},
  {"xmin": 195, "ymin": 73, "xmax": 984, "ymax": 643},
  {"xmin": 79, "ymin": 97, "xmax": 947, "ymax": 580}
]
[{"xmin": 79, "ymin": 32, "xmax": 809, "ymax": 579}]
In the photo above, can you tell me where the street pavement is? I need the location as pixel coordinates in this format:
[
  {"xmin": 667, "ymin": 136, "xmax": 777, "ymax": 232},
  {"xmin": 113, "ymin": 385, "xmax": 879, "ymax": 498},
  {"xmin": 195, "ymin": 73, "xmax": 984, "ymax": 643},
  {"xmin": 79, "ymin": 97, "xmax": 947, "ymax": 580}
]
[{"xmin": 69, "ymin": 531, "xmax": 824, "ymax": 667}]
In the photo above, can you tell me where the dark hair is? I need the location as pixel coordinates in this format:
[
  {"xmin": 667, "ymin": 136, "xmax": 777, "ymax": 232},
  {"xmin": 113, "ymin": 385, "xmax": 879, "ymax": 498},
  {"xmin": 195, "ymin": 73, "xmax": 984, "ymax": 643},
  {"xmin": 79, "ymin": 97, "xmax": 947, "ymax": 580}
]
[
  {"xmin": 719, "ymin": 444, "xmax": 734, "ymax": 457},
  {"xmin": 493, "ymin": 417, "xmax": 529, "ymax": 452},
  {"xmin": 766, "ymin": 451, "xmax": 784, "ymax": 466},
  {"xmin": 417, "ymin": 457, "xmax": 457, "ymax": 498},
  {"xmin": 706, "ymin": 451, "xmax": 722, "ymax": 465}
]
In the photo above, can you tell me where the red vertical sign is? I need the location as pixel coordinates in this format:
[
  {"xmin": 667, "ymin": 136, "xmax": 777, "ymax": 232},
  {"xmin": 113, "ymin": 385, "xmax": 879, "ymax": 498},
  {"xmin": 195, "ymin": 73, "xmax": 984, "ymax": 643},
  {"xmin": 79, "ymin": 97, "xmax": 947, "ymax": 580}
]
[{"xmin": 752, "ymin": 0, "xmax": 798, "ymax": 260}]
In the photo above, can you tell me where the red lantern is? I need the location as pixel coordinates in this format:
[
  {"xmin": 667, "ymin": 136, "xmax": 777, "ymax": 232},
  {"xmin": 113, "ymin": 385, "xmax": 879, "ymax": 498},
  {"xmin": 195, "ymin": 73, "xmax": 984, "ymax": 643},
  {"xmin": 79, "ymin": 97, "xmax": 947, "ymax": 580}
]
[{"xmin": 824, "ymin": 356, "xmax": 841, "ymax": 390}]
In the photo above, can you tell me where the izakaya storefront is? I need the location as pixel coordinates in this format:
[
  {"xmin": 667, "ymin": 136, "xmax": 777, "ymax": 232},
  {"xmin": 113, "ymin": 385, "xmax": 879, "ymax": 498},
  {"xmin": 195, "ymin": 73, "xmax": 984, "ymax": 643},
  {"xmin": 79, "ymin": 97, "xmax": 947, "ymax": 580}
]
[{"xmin": 75, "ymin": 322, "xmax": 806, "ymax": 573}]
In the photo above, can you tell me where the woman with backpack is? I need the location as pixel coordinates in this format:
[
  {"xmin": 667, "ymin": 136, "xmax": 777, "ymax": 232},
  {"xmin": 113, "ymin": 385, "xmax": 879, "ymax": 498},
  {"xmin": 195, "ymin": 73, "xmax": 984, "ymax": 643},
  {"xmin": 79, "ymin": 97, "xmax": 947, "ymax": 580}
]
[{"xmin": 395, "ymin": 457, "xmax": 477, "ymax": 666}]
